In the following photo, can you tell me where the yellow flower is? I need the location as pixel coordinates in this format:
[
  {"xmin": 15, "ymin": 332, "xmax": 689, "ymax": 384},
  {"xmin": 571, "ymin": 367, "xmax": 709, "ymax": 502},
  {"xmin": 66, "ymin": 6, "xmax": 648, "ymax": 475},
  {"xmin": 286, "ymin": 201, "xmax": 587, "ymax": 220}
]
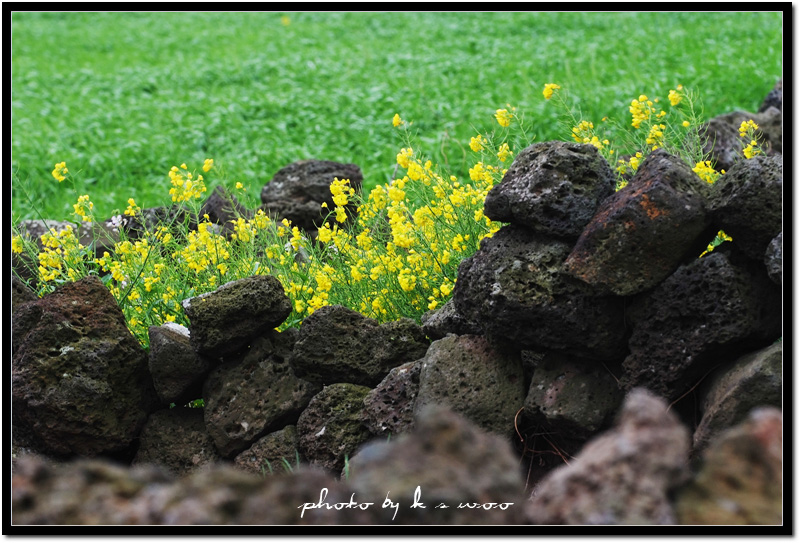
[
  {"xmin": 497, "ymin": 143, "xmax": 513, "ymax": 163},
  {"xmin": 281, "ymin": 15, "xmax": 291, "ymax": 26},
  {"xmin": 235, "ymin": 182, "xmax": 244, "ymax": 190},
  {"xmin": 542, "ymin": 83, "xmax": 560, "ymax": 100},
  {"xmin": 495, "ymin": 108, "xmax": 513, "ymax": 128},
  {"xmin": 51, "ymin": 161, "xmax": 68, "ymax": 182},
  {"xmin": 682, "ymin": 120, "xmax": 691, "ymax": 128},
  {"xmin": 693, "ymin": 161, "xmax": 720, "ymax": 184},
  {"xmin": 738, "ymin": 120, "xmax": 759, "ymax": 137},
  {"xmin": 12, "ymin": 235, "xmax": 24, "ymax": 254},
  {"xmin": 203, "ymin": 158, "xmax": 214, "ymax": 172},
  {"xmin": 469, "ymin": 135, "xmax": 487, "ymax": 153},
  {"xmin": 392, "ymin": 113, "xmax": 404, "ymax": 127},
  {"xmin": 668, "ymin": 89, "xmax": 682, "ymax": 106}
]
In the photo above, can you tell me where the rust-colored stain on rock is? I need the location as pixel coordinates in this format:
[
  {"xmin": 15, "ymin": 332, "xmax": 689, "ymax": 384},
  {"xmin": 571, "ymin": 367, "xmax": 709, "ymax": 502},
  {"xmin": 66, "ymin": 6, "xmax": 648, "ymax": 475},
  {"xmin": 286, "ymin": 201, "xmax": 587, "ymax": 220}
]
[{"xmin": 638, "ymin": 194, "xmax": 668, "ymax": 220}]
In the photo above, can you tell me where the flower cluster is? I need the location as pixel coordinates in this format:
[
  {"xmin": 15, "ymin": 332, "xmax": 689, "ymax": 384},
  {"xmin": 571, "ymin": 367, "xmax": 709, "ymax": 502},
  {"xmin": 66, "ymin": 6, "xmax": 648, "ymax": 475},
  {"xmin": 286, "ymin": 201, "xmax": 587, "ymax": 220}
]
[
  {"xmin": 168, "ymin": 163, "xmax": 208, "ymax": 203},
  {"xmin": 51, "ymin": 161, "xmax": 68, "ymax": 182},
  {"xmin": 739, "ymin": 120, "xmax": 764, "ymax": 159}
]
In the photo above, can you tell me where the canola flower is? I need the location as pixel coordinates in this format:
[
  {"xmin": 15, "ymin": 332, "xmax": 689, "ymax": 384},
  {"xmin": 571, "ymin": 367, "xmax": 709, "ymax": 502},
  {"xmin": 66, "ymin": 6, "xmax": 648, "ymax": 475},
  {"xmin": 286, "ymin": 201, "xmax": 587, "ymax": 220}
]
[{"xmin": 51, "ymin": 161, "xmax": 68, "ymax": 182}]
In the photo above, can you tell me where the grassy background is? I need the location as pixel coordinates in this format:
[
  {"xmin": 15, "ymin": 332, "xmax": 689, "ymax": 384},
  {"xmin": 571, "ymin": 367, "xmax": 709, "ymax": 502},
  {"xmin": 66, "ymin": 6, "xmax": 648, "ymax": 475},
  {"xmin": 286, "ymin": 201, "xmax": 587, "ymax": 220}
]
[{"xmin": 11, "ymin": 11, "xmax": 783, "ymax": 222}]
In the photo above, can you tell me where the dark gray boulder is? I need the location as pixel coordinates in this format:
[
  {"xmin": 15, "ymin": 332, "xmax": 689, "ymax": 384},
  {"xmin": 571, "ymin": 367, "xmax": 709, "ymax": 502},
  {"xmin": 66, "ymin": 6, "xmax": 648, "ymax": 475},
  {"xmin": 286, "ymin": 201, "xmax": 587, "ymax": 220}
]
[
  {"xmin": 182, "ymin": 274, "xmax": 292, "ymax": 358},
  {"xmin": 564, "ymin": 149, "xmax": 713, "ymax": 296},
  {"xmin": 765, "ymin": 232, "xmax": 782, "ymax": 285},
  {"xmin": 296, "ymin": 383, "xmax": 374, "ymax": 474},
  {"xmin": 203, "ymin": 333, "xmax": 319, "ymax": 458},
  {"xmin": 289, "ymin": 304, "xmax": 429, "ymax": 387},
  {"xmin": 260, "ymin": 159, "xmax": 363, "ymax": 233},
  {"xmin": 361, "ymin": 360, "xmax": 422, "ymax": 437},
  {"xmin": 132, "ymin": 407, "xmax": 222, "ymax": 475},
  {"xmin": 708, "ymin": 154, "xmax": 782, "ymax": 261},
  {"xmin": 621, "ymin": 250, "xmax": 782, "ymax": 400},
  {"xmin": 414, "ymin": 334, "xmax": 526, "ymax": 437},
  {"xmin": 453, "ymin": 224, "xmax": 628, "ymax": 360},
  {"xmin": 148, "ymin": 323, "xmax": 209, "ymax": 405},
  {"xmin": 483, "ymin": 141, "xmax": 615, "ymax": 239},
  {"xmin": 233, "ymin": 425, "xmax": 304, "ymax": 476},
  {"xmin": 420, "ymin": 298, "xmax": 483, "ymax": 340},
  {"xmin": 12, "ymin": 276, "xmax": 153, "ymax": 458}
]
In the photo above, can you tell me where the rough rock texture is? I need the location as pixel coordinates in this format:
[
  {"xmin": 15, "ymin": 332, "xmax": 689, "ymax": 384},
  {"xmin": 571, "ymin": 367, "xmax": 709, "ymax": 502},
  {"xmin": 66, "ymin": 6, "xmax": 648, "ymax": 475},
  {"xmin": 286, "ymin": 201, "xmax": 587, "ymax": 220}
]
[
  {"xmin": 361, "ymin": 360, "xmax": 422, "ymax": 437},
  {"xmin": 621, "ymin": 250, "xmax": 782, "ymax": 400},
  {"xmin": 524, "ymin": 351, "xmax": 624, "ymax": 440},
  {"xmin": 199, "ymin": 185, "xmax": 252, "ymax": 238},
  {"xmin": 564, "ymin": 149, "xmax": 713, "ymax": 296},
  {"xmin": 259, "ymin": 159, "xmax": 363, "ymax": 233},
  {"xmin": 701, "ymin": 108, "xmax": 783, "ymax": 172},
  {"xmin": 12, "ymin": 275, "xmax": 37, "ymax": 313},
  {"xmin": 233, "ymin": 425, "xmax": 304, "ymax": 476},
  {"xmin": 420, "ymin": 298, "xmax": 483, "ymax": 340},
  {"xmin": 483, "ymin": 141, "xmax": 615, "ymax": 239},
  {"xmin": 347, "ymin": 405, "xmax": 529, "ymax": 524},
  {"xmin": 203, "ymin": 333, "xmax": 319, "ymax": 458},
  {"xmin": 453, "ymin": 224, "xmax": 627, "ymax": 360},
  {"xmin": 132, "ymin": 407, "xmax": 222, "ymax": 475},
  {"xmin": 692, "ymin": 341, "xmax": 782, "ymax": 454},
  {"xmin": 528, "ymin": 388, "xmax": 690, "ymax": 525},
  {"xmin": 676, "ymin": 407, "xmax": 782, "ymax": 525},
  {"xmin": 12, "ymin": 276, "xmax": 152, "ymax": 458},
  {"xmin": 765, "ymin": 232, "xmax": 782, "ymax": 286},
  {"xmin": 182, "ymin": 274, "xmax": 292, "ymax": 358},
  {"xmin": 414, "ymin": 335, "xmax": 526, "ymax": 437},
  {"xmin": 289, "ymin": 305, "xmax": 429, "ymax": 387},
  {"xmin": 296, "ymin": 383, "xmax": 373, "ymax": 474},
  {"xmin": 148, "ymin": 323, "xmax": 209, "ymax": 405},
  {"xmin": 708, "ymin": 154, "xmax": 783, "ymax": 261},
  {"xmin": 759, "ymin": 78, "xmax": 782, "ymax": 112}
]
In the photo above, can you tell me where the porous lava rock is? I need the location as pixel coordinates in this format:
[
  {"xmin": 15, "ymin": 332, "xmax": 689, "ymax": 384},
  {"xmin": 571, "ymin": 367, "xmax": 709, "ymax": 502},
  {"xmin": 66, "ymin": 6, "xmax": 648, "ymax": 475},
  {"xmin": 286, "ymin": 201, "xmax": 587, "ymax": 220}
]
[
  {"xmin": 621, "ymin": 250, "xmax": 782, "ymax": 400},
  {"xmin": 132, "ymin": 407, "xmax": 222, "ymax": 475},
  {"xmin": 12, "ymin": 275, "xmax": 37, "ymax": 313},
  {"xmin": 527, "ymin": 388, "xmax": 690, "ymax": 525},
  {"xmin": 453, "ymin": 224, "xmax": 627, "ymax": 360},
  {"xmin": 182, "ymin": 274, "xmax": 292, "ymax": 359},
  {"xmin": 12, "ymin": 276, "xmax": 152, "ymax": 458},
  {"xmin": 765, "ymin": 232, "xmax": 782, "ymax": 286},
  {"xmin": 759, "ymin": 78, "xmax": 782, "ymax": 112},
  {"xmin": 148, "ymin": 323, "xmax": 209, "ymax": 405},
  {"xmin": 259, "ymin": 159, "xmax": 363, "ymax": 233},
  {"xmin": 420, "ymin": 298, "xmax": 483, "ymax": 340},
  {"xmin": 289, "ymin": 304, "xmax": 429, "ymax": 387},
  {"xmin": 523, "ymin": 351, "xmax": 624, "ymax": 440},
  {"xmin": 708, "ymin": 154, "xmax": 782, "ymax": 261},
  {"xmin": 296, "ymin": 383, "xmax": 373, "ymax": 474},
  {"xmin": 676, "ymin": 407, "xmax": 782, "ymax": 525},
  {"xmin": 361, "ymin": 360, "xmax": 422, "ymax": 437},
  {"xmin": 203, "ymin": 333, "xmax": 319, "ymax": 458},
  {"xmin": 700, "ymin": 108, "xmax": 782, "ymax": 172},
  {"xmin": 692, "ymin": 341, "xmax": 782, "ymax": 454},
  {"xmin": 233, "ymin": 425, "xmax": 304, "ymax": 476},
  {"xmin": 564, "ymin": 149, "xmax": 713, "ymax": 296},
  {"xmin": 414, "ymin": 334, "xmax": 525, "ymax": 437},
  {"xmin": 483, "ymin": 141, "xmax": 615, "ymax": 239},
  {"xmin": 347, "ymin": 405, "xmax": 529, "ymax": 524}
]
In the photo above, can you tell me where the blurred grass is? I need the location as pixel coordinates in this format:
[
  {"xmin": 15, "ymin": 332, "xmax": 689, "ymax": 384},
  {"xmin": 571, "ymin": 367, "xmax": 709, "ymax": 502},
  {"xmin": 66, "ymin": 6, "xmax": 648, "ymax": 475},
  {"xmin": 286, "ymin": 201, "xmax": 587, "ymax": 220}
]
[{"xmin": 11, "ymin": 11, "xmax": 783, "ymax": 222}]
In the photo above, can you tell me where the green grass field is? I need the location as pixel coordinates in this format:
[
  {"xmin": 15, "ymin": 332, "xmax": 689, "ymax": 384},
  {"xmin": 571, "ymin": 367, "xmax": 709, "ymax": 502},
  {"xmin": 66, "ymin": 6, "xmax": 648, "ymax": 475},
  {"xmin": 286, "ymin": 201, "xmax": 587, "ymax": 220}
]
[{"xmin": 12, "ymin": 11, "xmax": 783, "ymax": 222}]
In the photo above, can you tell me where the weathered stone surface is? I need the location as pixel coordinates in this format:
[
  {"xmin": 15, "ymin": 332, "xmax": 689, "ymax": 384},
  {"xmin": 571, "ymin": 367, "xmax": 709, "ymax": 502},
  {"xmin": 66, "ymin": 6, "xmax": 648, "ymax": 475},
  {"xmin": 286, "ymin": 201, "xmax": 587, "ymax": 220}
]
[
  {"xmin": 12, "ymin": 276, "xmax": 152, "ymax": 457},
  {"xmin": 759, "ymin": 78, "xmax": 782, "ymax": 113},
  {"xmin": 765, "ymin": 232, "xmax": 782, "ymax": 286},
  {"xmin": 564, "ymin": 149, "xmax": 713, "ymax": 296},
  {"xmin": 414, "ymin": 335, "xmax": 525, "ymax": 437},
  {"xmin": 296, "ymin": 383, "xmax": 373, "ymax": 474},
  {"xmin": 524, "ymin": 351, "xmax": 624, "ymax": 440},
  {"xmin": 233, "ymin": 425, "xmax": 304, "ymax": 476},
  {"xmin": 289, "ymin": 305, "xmax": 429, "ymax": 387},
  {"xmin": 203, "ymin": 333, "xmax": 319, "ymax": 458},
  {"xmin": 708, "ymin": 154, "xmax": 782, "ymax": 261},
  {"xmin": 420, "ymin": 298, "xmax": 483, "ymax": 340},
  {"xmin": 701, "ymin": 109, "xmax": 782, "ymax": 172},
  {"xmin": 12, "ymin": 275, "xmax": 37, "ymax": 313},
  {"xmin": 348, "ymin": 405, "xmax": 529, "ymax": 524},
  {"xmin": 260, "ymin": 159, "xmax": 363, "ymax": 233},
  {"xmin": 621, "ymin": 251, "xmax": 782, "ymax": 400},
  {"xmin": 148, "ymin": 323, "xmax": 209, "ymax": 405},
  {"xmin": 199, "ymin": 185, "xmax": 252, "ymax": 238},
  {"xmin": 676, "ymin": 407, "xmax": 782, "ymax": 525},
  {"xmin": 693, "ymin": 341, "xmax": 782, "ymax": 454},
  {"xmin": 132, "ymin": 407, "xmax": 222, "ymax": 475},
  {"xmin": 453, "ymin": 224, "xmax": 627, "ymax": 360},
  {"xmin": 12, "ymin": 455, "xmax": 359, "ymax": 525},
  {"xmin": 483, "ymin": 141, "xmax": 615, "ymax": 239},
  {"xmin": 361, "ymin": 360, "xmax": 421, "ymax": 437},
  {"xmin": 528, "ymin": 388, "xmax": 690, "ymax": 525},
  {"xmin": 182, "ymin": 274, "xmax": 292, "ymax": 358}
]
